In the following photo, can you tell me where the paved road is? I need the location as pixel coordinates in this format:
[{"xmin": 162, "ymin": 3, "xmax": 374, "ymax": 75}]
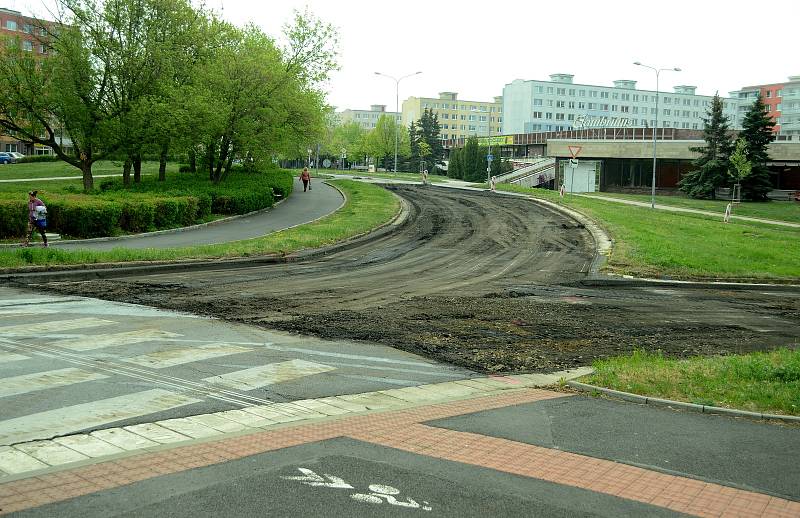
[
  {"xmin": 0, "ymin": 286, "xmax": 472, "ymax": 446},
  {"xmin": 51, "ymin": 178, "xmax": 343, "ymax": 250}
]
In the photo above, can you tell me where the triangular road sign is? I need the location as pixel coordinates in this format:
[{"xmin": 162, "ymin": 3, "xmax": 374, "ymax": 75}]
[{"xmin": 568, "ymin": 145, "xmax": 582, "ymax": 159}]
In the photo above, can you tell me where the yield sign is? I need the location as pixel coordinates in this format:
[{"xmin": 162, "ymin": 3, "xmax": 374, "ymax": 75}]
[
  {"xmin": 568, "ymin": 145, "xmax": 582, "ymax": 159},
  {"xmin": 281, "ymin": 468, "xmax": 354, "ymax": 489}
]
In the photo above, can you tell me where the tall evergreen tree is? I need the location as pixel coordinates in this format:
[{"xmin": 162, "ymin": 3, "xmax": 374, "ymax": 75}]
[
  {"xmin": 447, "ymin": 147, "xmax": 463, "ymax": 179},
  {"xmin": 739, "ymin": 94, "xmax": 776, "ymax": 201},
  {"xmin": 463, "ymin": 136, "xmax": 483, "ymax": 182},
  {"xmin": 408, "ymin": 121, "xmax": 420, "ymax": 172},
  {"xmin": 416, "ymin": 108, "xmax": 444, "ymax": 172},
  {"xmin": 679, "ymin": 94, "xmax": 734, "ymax": 199}
]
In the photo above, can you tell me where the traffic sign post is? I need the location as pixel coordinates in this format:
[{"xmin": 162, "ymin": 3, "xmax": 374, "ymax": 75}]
[
  {"xmin": 567, "ymin": 146, "xmax": 582, "ymax": 195},
  {"xmin": 486, "ymin": 149, "xmax": 494, "ymax": 188}
]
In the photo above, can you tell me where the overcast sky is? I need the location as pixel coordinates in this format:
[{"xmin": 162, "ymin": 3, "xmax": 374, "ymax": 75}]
[{"xmin": 17, "ymin": 0, "xmax": 799, "ymax": 112}]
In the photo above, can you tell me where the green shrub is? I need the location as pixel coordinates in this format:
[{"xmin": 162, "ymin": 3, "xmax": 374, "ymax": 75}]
[
  {"xmin": 17, "ymin": 155, "xmax": 60, "ymax": 163},
  {"xmin": 48, "ymin": 198, "xmax": 123, "ymax": 238},
  {"xmin": 178, "ymin": 164, "xmax": 193, "ymax": 173},
  {"xmin": 0, "ymin": 200, "xmax": 27, "ymax": 238},
  {"xmin": 120, "ymin": 201, "xmax": 156, "ymax": 233}
]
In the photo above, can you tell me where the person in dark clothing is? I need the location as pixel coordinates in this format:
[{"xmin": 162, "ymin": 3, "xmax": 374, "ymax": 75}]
[{"xmin": 300, "ymin": 167, "xmax": 311, "ymax": 192}]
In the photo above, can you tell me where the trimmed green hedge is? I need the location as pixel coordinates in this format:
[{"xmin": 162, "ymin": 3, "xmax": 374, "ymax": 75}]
[
  {"xmin": 0, "ymin": 169, "xmax": 293, "ymax": 239},
  {"xmin": 16, "ymin": 155, "xmax": 61, "ymax": 163}
]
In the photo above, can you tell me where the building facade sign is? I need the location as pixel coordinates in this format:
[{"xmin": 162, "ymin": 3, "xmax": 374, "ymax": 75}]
[
  {"xmin": 573, "ymin": 115, "xmax": 636, "ymax": 129},
  {"xmin": 478, "ymin": 135, "xmax": 514, "ymax": 146}
]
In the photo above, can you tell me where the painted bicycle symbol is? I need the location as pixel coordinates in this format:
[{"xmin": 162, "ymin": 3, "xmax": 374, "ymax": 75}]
[{"xmin": 281, "ymin": 467, "xmax": 432, "ymax": 511}]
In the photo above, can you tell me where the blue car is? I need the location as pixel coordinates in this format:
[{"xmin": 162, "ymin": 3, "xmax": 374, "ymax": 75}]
[{"xmin": 0, "ymin": 152, "xmax": 16, "ymax": 164}]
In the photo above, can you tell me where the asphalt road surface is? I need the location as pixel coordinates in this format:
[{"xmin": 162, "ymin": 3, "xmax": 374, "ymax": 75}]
[{"xmin": 36, "ymin": 185, "xmax": 800, "ymax": 373}]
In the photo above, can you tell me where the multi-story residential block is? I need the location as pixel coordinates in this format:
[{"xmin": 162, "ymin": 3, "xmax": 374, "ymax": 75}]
[
  {"xmin": 502, "ymin": 73, "xmax": 741, "ymax": 135},
  {"xmin": 732, "ymin": 76, "xmax": 800, "ymax": 139},
  {"xmin": 402, "ymin": 92, "xmax": 502, "ymax": 142},
  {"xmin": 0, "ymin": 7, "xmax": 59, "ymax": 155},
  {"xmin": 337, "ymin": 105, "xmax": 401, "ymax": 130}
]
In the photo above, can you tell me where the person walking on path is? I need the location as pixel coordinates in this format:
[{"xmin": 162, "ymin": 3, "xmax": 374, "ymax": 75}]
[
  {"xmin": 300, "ymin": 167, "xmax": 311, "ymax": 192},
  {"xmin": 25, "ymin": 190, "xmax": 48, "ymax": 247}
]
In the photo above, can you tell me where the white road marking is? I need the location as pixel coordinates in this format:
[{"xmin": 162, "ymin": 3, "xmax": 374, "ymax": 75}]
[
  {"xmin": 0, "ymin": 389, "xmax": 201, "ymax": 445},
  {"xmin": 0, "ymin": 352, "xmax": 28, "ymax": 364},
  {"xmin": 0, "ymin": 368, "xmax": 109, "ymax": 398},
  {"xmin": 281, "ymin": 468, "xmax": 354, "ymax": 489},
  {"xmin": 52, "ymin": 329, "xmax": 184, "ymax": 352},
  {"xmin": 0, "ymin": 318, "xmax": 116, "ymax": 336},
  {"xmin": 123, "ymin": 344, "xmax": 252, "ymax": 368},
  {"xmin": 203, "ymin": 359, "xmax": 335, "ymax": 391}
]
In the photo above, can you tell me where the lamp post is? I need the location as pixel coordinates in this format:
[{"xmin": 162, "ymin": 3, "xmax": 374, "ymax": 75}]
[
  {"xmin": 633, "ymin": 62, "xmax": 681, "ymax": 209},
  {"xmin": 375, "ymin": 71, "xmax": 422, "ymax": 173}
]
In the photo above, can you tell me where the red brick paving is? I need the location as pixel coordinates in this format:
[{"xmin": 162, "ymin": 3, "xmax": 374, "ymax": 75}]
[{"xmin": 1, "ymin": 388, "xmax": 797, "ymax": 517}]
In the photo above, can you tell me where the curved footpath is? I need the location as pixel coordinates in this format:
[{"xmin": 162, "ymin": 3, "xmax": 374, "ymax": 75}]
[{"xmin": 49, "ymin": 178, "xmax": 343, "ymax": 250}]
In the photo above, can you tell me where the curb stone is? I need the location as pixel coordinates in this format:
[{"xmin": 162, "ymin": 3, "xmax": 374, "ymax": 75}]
[{"xmin": 567, "ymin": 381, "xmax": 800, "ymax": 424}]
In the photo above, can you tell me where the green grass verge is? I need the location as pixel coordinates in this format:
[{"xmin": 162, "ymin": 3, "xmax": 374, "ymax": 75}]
[
  {"xmin": 0, "ymin": 180, "xmax": 398, "ymax": 268},
  {"xmin": 491, "ymin": 183, "xmax": 800, "ymax": 280},
  {"xmin": 585, "ymin": 192, "xmax": 800, "ymax": 224},
  {"xmin": 584, "ymin": 348, "xmax": 800, "ymax": 416},
  {"xmin": 0, "ymin": 160, "xmax": 175, "ymax": 181}
]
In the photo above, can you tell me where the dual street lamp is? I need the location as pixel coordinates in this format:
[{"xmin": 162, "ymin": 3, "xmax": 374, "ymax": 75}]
[
  {"xmin": 633, "ymin": 62, "xmax": 681, "ymax": 209},
  {"xmin": 374, "ymin": 71, "xmax": 422, "ymax": 173}
]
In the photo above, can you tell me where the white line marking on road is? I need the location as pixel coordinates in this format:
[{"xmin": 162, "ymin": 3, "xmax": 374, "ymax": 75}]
[
  {"xmin": 0, "ymin": 352, "xmax": 28, "ymax": 364},
  {"xmin": 0, "ymin": 389, "xmax": 201, "ymax": 445},
  {"xmin": 52, "ymin": 329, "xmax": 183, "ymax": 352},
  {"xmin": 0, "ymin": 318, "xmax": 116, "ymax": 336},
  {"xmin": 0, "ymin": 368, "xmax": 109, "ymax": 398},
  {"xmin": 281, "ymin": 468, "xmax": 354, "ymax": 489},
  {"xmin": 202, "ymin": 359, "xmax": 335, "ymax": 390},
  {"xmin": 123, "ymin": 344, "xmax": 253, "ymax": 368}
]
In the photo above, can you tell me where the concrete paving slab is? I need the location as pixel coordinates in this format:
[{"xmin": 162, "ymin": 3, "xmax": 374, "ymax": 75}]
[
  {"xmin": 186, "ymin": 414, "xmax": 250, "ymax": 434},
  {"xmin": 90, "ymin": 428, "xmax": 159, "ymax": 451},
  {"xmin": 0, "ymin": 446, "xmax": 48, "ymax": 474},
  {"xmin": 214, "ymin": 409, "xmax": 277, "ymax": 428},
  {"xmin": 53, "ymin": 434, "xmax": 125, "ymax": 458},
  {"xmin": 156, "ymin": 418, "xmax": 222, "ymax": 439},
  {"xmin": 123, "ymin": 423, "xmax": 191, "ymax": 444},
  {"xmin": 14, "ymin": 441, "xmax": 89, "ymax": 466}
]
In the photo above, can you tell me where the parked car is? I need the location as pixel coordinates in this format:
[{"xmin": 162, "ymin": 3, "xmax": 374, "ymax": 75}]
[
  {"xmin": 0, "ymin": 152, "xmax": 16, "ymax": 164},
  {"xmin": 9, "ymin": 152, "xmax": 25, "ymax": 160}
]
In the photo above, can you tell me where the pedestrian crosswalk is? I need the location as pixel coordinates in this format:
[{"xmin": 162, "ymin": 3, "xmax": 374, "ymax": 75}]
[{"xmin": 0, "ymin": 290, "xmax": 472, "ymax": 451}]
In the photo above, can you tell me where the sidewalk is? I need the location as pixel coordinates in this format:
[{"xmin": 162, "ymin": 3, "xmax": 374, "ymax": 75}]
[
  {"xmin": 583, "ymin": 194, "xmax": 800, "ymax": 228},
  {"xmin": 50, "ymin": 178, "xmax": 343, "ymax": 250},
  {"xmin": 1, "ymin": 373, "xmax": 798, "ymax": 516}
]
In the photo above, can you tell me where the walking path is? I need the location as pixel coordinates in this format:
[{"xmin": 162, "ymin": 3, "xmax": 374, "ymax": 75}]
[
  {"xmin": 48, "ymin": 178, "xmax": 343, "ymax": 250},
  {"xmin": 582, "ymin": 194, "xmax": 800, "ymax": 228}
]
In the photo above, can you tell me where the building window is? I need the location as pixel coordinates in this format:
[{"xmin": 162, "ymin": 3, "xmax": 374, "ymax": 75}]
[
  {"xmin": 534, "ymin": 86, "xmax": 544, "ymax": 94},
  {"xmin": 682, "ymin": 110, "xmax": 690, "ymax": 117},
  {"xmin": 441, "ymin": 113, "xmax": 448, "ymax": 119},
  {"xmin": 620, "ymin": 106, "xmax": 630, "ymax": 113},
  {"xmin": 663, "ymin": 97, "xmax": 671, "ymax": 104},
  {"xmin": 664, "ymin": 109, "xmax": 671, "ymax": 115},
  {"xmin": 22, "ymin": 40, "xmax": 33, "ymax": 51},
  {"xmin": 23, "ymin": 23, "xmax": 33, "ymax": 33},
  {"xmin": 612, "ymin": 92, "xmax": 619, "ymax": 100},
  {"xmin": 468, "ymin": 115, "xmax": 476, "ymax": 121},
  {"xmin": 6, "ymin": 20, "xmax": 17, "ymax": 30},
  {"xmin": 590, "ymin": 91, "xmax": 598, "ymax": 98},
  {"xmin": 601, "ymin": 104, "xmax": 609, "ymax": 111},
  {"xmin": 533, "ymin": 111, "xmax": 542, "ymax": 118},
  {"xmin": 600, "ymin": 91, "xmax": 609, "ymax": 99},
  {"xmin": 611, "ymin": 105, "xmax": 618, "ymax": 111},
  {"xmin": 533, "ymin": 99, "xmax": 543, "ymax": 106},
  {"xmin": 555, "ymin": 113, "xmax": 564, "ymax": 120},
  {"xmin": 39, "ymin": 44, "xmax": 47, "ymax": 54},
  {"xmin": 588, "ymin": 103, "xmax": 596, "ymax": 109},
  {"xmin": 468, "ymin": 125, "xmax": 476, "ymax": 131},
  {"xmin": 556, "ymin": 88, "xmax": 566, "ymax": 95},
  {"xmin": 664, "ymin": 121, "xmax": 671, "ymax": 127},
  {"xmin": 632, "ymin": 106, "xmax": 638, "ymax": 114},
  {"xmin": 578, "ymin": 102, "xmax": 585, "ymax": 109},
  {"xmin": 556, "ymin": 100, "xmax": 565, "ymax": 108},
  {"xmin": 692, "ymin": 123, "xmax": 699, "ymax": 129},
  {"xmin": 567, "ymin": 114, "xmax": 575, "ymax": 121},
  {"xmin": 633, "ymin": 94, "xmax": 639, "ymax": 102},
  {"xmin": 579, "ymin": 90, "xmax": 586, "ymax": 97},
  {"xmin": 479, "ymin": 116, "xmax": 487, "ymax": 122},
  {"xmin": 547, "ymin": 100, "xmax": 554, "ymax": 107},
  {"xmin": 545, "ymin": 113, "xmax": 553, "ymax": 119},
  {"xmin": 460, "ymin": 115, "xmax": 466, "ymax": 120},
  {"xmin": 546, "ymin": 87, "xmax": 554, "ymax": 94}
]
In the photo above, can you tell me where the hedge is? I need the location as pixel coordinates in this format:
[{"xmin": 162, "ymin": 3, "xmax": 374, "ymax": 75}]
[
  {"xmin": 16, "ymin": 155, "xmax": 61, "ymax": 163},
  {"xmin": 0, "ymin": 169, "xmax": 292, "ymax": 239}
]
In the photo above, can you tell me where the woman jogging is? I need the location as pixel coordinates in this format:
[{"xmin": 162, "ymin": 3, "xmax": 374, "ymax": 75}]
[
  {"xmin": 300, "ymin": 167, "xmax": 311, "ymax": 192},
  {"xmin": 25, "ymin": 190, "xmax": 48, "ymax": 247}
]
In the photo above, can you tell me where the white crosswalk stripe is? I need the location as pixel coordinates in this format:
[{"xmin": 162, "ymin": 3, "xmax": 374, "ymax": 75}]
[
  {"xmin": 0, "ymin": 389, "xmax": 202, "ymax": 445},
  {"xmin": 0, "ymin": 368, "xmax": 109, "ymax": 398},
  {"xmin": 203, "ymin": 359, "xmax": 336, "ymax": 391},
  {"xmin": 0, "ymin": 317, "xmax": 116, "ymax": 336},
  {"xmin": 52, "ymin": 329, "xmax": 183, "ymax": 352},
  {"xmin": 123, "ymin": 344, "xmax": 253, "ymax": 368}
]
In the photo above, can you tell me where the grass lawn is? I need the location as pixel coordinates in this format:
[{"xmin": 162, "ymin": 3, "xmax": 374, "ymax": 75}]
[
  {"xmin": 0, "ymin": 160, "xmax": 174, "ymax": 181},
  {"xmin": 493, "ymin": 183, "xmax": 800, "ymax": 280},
  {"xmin": 583, "ymin": 348, "xmax": 800, "ymax": 416},
  {"xmin": 0, "ymin": 180, "xmax": 399, "ymax": 268},
  {"xmin": 586, "ymin": 191, "xmax": 800, "ymax": 224}
]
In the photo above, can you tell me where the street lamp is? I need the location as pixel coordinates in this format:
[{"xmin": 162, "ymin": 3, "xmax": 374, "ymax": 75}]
[
  {"xmin": 375, "ymin": 71, "xmax": 422, "ymax": 173},
  {"xmin": 633, "ymin": 62, "xmax": 681, "ymax": 209}
]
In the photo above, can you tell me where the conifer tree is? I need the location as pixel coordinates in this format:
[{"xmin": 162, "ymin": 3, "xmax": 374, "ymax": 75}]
[
  {"xmin": 739, "ymin": 94, "xmax": 775, "ymax": 201},
  {"xmin": 679, "ymin": 94, "xmax": 733, "ymax": 199}
]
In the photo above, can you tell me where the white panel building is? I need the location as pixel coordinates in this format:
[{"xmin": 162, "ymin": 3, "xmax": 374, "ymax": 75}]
[{"xmin": 502, "ymin": 74, "xmax": 742, "ymax": 135}]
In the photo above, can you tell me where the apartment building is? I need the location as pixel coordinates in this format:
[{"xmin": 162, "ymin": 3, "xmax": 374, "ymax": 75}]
[
  {"xmin": 337, "ymin": 105, "xmax": 401, "ymax": 130},
  {"xmin": 732, "ymin": 76, "xmax": 800, "ymax": 139},
  {"xmin": 502, "ymin": 73, "xmax": 741, "ymax": 135},
  {"xmin": 0, "ymin": 7, "xmax": 57, "ymax": 154},
  {"xmin": 401, "ymin": 92, "xmax": 502, "ymax": 141}
]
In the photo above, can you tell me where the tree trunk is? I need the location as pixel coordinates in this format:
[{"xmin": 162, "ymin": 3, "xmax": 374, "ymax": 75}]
[
  {"xmin": 123, "ymin": 158, "xmax": 132, "ymax": 186},
  {"xmin": 189, "ymin": 148, "xmax": 196, "ymax": 173},
  {"xmin": 81, "ymin": 160, "xmax": 93, "ymax": 191},
  {"xmin": 207, "ymin": 142, "xmax": 216, "ymax": 181},
  {"xmin": 133, "ymin": 155, "xmax": 142, "ymax": 183},
  {"xmin": 213, "ymin": 137, "xmax": 231, "ymax": 184},
  {"xmin": 158, "ymin": 142, "xmax": 168, "ymax": 182}
]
